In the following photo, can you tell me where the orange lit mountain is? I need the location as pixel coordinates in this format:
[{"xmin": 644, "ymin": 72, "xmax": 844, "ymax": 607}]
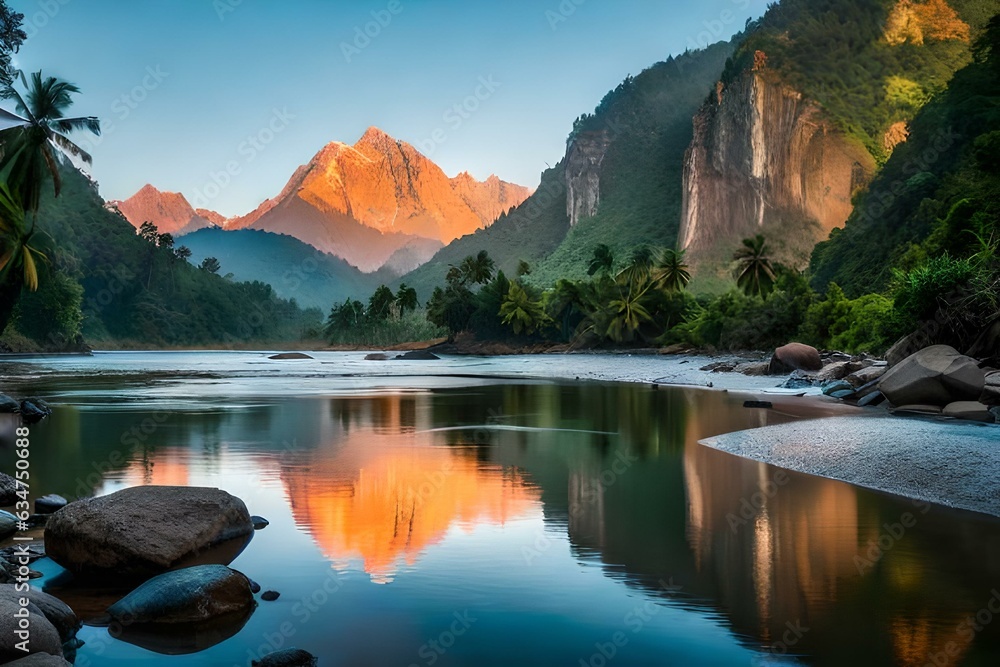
[
  {"xmin": 119, "ymin": 128, "xmax": 531, "ymax": 273},
  {"xmin": 112, "ymin": 184, "xmax": 219, "ymax": 237},
  {"xmin": 224, "ymin": 127, "xmax": 531, "ymax": 271}
]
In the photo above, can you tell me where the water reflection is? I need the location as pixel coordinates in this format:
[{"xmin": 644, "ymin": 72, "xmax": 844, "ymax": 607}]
[
  {"xmin": 7, "ymin": 381, "xmax": 1000, "ymax": 665},
  {"xmin": 281, "ymin": 395, "xmax": 540, "ymax": 583}
]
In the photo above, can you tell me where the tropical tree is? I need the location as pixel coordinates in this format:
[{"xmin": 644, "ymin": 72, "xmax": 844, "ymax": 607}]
[
  {"xmin": 368, "ymin": 285, "xmax": 396, "ymax": 321},
  {"xmin": 653, "ymin": 248, "xmax": 691, "ymax": 293},
  {"xmin": 200, "ymin": 257, "xmax": 221, "ymax": 274},
  {"xmin": 174, "ymin": 246, "xmax": 192, "ymax": 261},
  {"xmin": 0, "ymin": 4, "xmax": 25, "ymax": 87},
  {"xmin": 616, "ymin": 245, "xmax": 655, "ymax": 285},
  {"xmin": 603, "ymin": 276, "xmax": 655, "ymax": 343},
  {"xmin": 545, "ymin": 279, "xmax": 587, "ymax": 341},
  {"xmin": 500, "ymin": 281, "xmax": 549, "ymax": 336},
  {"xmin": 396, "ymin": 283, "xmax": 418, "ymax": 314},
  {"xmin": 459, "ymin": 250, "xmax": 495, "ymax": 286},
  {"xmin": 587, "ymin": 244, "xmax": 615, "ymax": 277},
  {"xmin": 0, "ymin": 180, "xmax": 44, "ymax": 332},
  {"xmin": 734, "ymin": 235, "xmax": 777, "ymax": 298},
  {"xmin": 0, "ymin": 70, "xmax": 100, "ymax": 212}
]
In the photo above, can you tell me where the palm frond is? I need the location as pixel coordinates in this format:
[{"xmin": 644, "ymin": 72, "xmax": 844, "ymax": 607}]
[
  {"xmin": 52, "ymin": 116, "xmax": 101, "ymax": 136},
  {"xmin": 21, "ymin": 244, "xmax": 39, "ymax": 291},
  {"xmin": 49, "ymin": 132, "xmax": 93, "ymax": 165}
]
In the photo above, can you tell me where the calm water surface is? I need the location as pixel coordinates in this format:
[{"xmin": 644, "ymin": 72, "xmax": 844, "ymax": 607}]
[{"xmin": 2, "ymin": 352, "xmax": 999, "ymax": 666}]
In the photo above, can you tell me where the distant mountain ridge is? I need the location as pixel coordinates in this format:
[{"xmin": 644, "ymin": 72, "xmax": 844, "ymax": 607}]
[{"xmin": 114, "ymin": 128, "xmax": 531, "ymax": 274}]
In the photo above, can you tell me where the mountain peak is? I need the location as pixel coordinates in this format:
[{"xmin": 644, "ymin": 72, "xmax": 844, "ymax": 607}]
[
  {"xmin": 356, "ymin": 126, "xmax": 395, "ymax": 148},
  {"xmin": 115, "ymin": 185, "xmax": 219, "ymax": 236}
]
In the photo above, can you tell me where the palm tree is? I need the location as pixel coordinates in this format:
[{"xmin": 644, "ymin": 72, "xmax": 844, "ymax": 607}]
[
  {"xmin": 653, "ymin": 248, "xmax": 691, "ymax": 293},
  {"xmin": 617, "ymin": 245, "xmax": 655, "ymax": 284},
  {"xmin": 500, "ymin": 282, "xmax": 548, "ymax": 335},
  {"xmin": 459, "ymin": 250, "xmax": 495, "ymax": 286},
  {"xmin": 0, "ymin": 181, "xmax": 45, "ymax": 333},
  {"xmin": 545, "ymin": 279, "xmax": 586, "ymax": 341},
  {"xmin": 603, "ymin": 276, "xmax": 655, "ymax": 343},
  {"xmin": 0, "ymin": 71, "xmax": 100, "ymax": 212},
  {"xmin": 587, "ymin": 244, "xmax": 615, "ymax": 277},
  {"xmin": 734, "ymin": 234, "xmax": 776, "ymax": 298}
]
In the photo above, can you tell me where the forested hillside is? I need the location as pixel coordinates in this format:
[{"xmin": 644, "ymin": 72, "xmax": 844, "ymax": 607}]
[
  {"xmin": 812, "ymin": 13, "xmax": 1000, "ymax": 298},
  {"xmin": 4, "ymin": 169, "xmax": 321, "ymax": 349},
  {"xmin": 181, "ymin": 228, "xmax": 378, "ymax": 311}
]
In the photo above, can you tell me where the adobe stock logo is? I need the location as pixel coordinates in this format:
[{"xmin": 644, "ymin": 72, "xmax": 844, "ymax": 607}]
[{"xmin": 341, "ymin": 1, "xmax": 404, "ymax": 63}]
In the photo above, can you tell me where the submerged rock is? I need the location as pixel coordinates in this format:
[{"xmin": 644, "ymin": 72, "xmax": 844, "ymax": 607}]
[
  {"xmin": 0, "ymin": 394, "xmax": 19, "ymax": 413},
  {"xmin": 879, "ymin": 345, "xmax": 984, "ymax": 407},
  {"xmin": 45, "ymin": 486, "xmax": 254, "ymax": 580},
  {"xmin": 769, "ymin": 343, "xmax": 822, "ymax": 374},
  {"xmin": 822, "ymin": 380, "xmax": 853, "ymax": 397},
  {"xmin": 269, "ymin": 353, "xmax": 314, "ymax": 360},
  {"xmin": 782, "ymin": 371, "xmax": 817, "ymax": 389},
  {"xmin": 252, "ymin": 648, "xmax": 319, "ymax": 667},
  {"xmin": 19, "ymin": 399, "xmax": 52, "ymax": 424},
  {"xmin": 251, "ymin": 516, "xmax": 270, "ymax": 530},
  {"xmin": 857, "ymin": 391, "xmax": 886, "ymax": 408},
  {"xmin": 107, "ymin": 565, "xmax": 255, "ymax": 624},
  {"xmin": 34, "ymin": 495, "xmax": 68, "ymax": 515},
  {"xmin": 396, "ymin": 350, "xmax": 440, "ymax": 361},
  {"xmin": 0, "ymin": 596, "xmax": 64, "ymax": 662},
  {"xmin": 260, "ymin": 590, "xmax": 280, "ymax": 602}
]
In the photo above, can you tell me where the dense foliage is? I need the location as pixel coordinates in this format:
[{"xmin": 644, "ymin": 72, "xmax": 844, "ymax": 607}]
[
  {"xmin": 727, "ymin": 0, "xmax": 986, "ymax": 162},
  {"xmin": 325, "ymin": 283, "xmax": 444, "ymax": 347},
  {"xmin": 807, "ymin": 14, "xmax": 1000, "ymax": 353},
  {"xmin": 2, "ymin": 168, "xmax": 323, "ymax": 349},
  {"xmin": 527, "ymin": 41, "xmax": 736, "ymax": 286}
]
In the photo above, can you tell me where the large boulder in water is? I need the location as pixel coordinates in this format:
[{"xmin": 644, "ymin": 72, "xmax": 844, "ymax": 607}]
[
  {"xmin": 0, "ymin": 595, "xmax": 64, "ymax": 663},
  {"xmin": 0, "ymin": 585, "xmax": 78, "ymax": 642},
  {"xmin": 44, "ymin": 486, "xmax": 254, "ymax": 580},
  {"xmin": 107, "ymin": 565, "xmax": 255, "ymax": 624},
  {"xmin": 768, "ymin": 343, "xmax": 823, "ymax": 374},
  {"xmin": 878, "ymin": 345, "xmax": 985, "ymax": 407}
]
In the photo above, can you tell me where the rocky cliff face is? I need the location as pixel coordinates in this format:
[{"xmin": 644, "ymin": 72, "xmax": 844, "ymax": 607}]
[
  {"xmin": 565, "ymin": 130, "xmax": 612, "ymax": 227},
  {"xmin": 231, "ymin": 127, "xmax": 529, "ymax": 243},
  {"xmin": 124, "ymin": 128, "xmax": 530, "ymax": 273},
  {"xmin": 679, "ymin": 69, "xmax": 875, "ymax": 265},
  {"xmin": 114, "ymin": 185, "xmax": 219, "ymax": 236}
]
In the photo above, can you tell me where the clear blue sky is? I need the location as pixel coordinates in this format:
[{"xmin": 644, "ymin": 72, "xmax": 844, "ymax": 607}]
[{"xmin": 9, "ymin": 0, "xmax": 768, "ymax": 216}]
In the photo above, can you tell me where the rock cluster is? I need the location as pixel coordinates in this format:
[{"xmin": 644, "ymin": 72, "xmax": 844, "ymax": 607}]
[
  {"xmin": 23, "ymin": 485, "xmax": 322, "ymax": 662},
  {"xmin": 878, "ymin": 345, "xmax": 996, "ymax": 421}
]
